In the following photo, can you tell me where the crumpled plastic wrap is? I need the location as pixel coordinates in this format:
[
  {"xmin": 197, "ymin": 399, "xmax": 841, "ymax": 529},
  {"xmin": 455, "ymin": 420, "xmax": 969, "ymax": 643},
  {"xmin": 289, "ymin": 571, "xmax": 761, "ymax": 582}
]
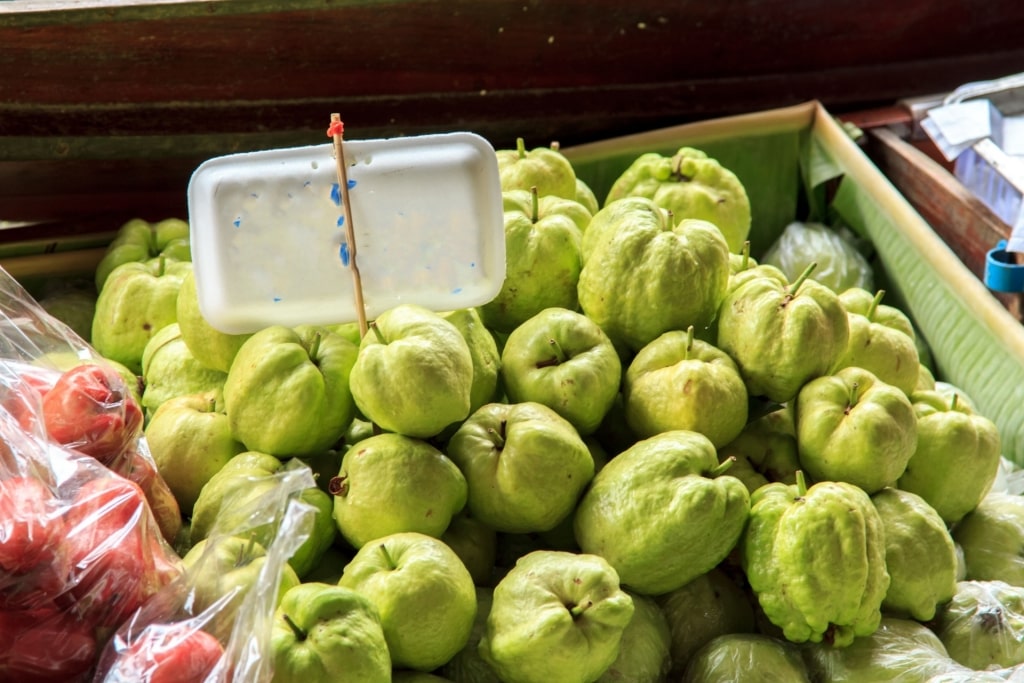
[
  {"xmin": 681, "ymin": 632, "xmax": 809, "ymax": 681},
  {"xmin": 93, "ymin": 461, "xmax": 316, "ymax": 683},
  {"xmin": 0, "ymin": 265, "xmax": 313, "ymax": 681},
  {"xmin": 801, "ymin": 616, "xmax": 983, "ymax": 682},
  {"xmin": 953, "ymin": 491, "xmax": 1024, "ymax": 588},
  {"xmin": 761, "ymin": 220, "xmax": 874, "ymax": 293},
  {"xmin": 934, "ymin": 580, "xmax": 1024, "ymax": 673}
]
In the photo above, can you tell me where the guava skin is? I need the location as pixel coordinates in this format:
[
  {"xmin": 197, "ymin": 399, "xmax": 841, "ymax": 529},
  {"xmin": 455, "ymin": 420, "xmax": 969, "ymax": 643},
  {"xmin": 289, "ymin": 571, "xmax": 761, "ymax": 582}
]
[
  {"xmin": 623, "ymin": 328, "xmax": 748, "ymax": 447},
  {"xmin": 795, "ymin": 366, "xmax": 918, "ymax": 495},
  {"xmin": 574, "ymin": 430, "xmax": 750, "ymax": 596},
  {"xmin": 480, "ymin": 191, "xmax": 586, "ymax": 334},
  {"xmin": 223, "ymin": 324, "xmax": 358, "ymax": 456},
  {"xmin": 604, "ymin": 146, "xmax": 752, "ymax": 253},
  {"xmin": 496, "ymin": 138, "xmax": 577, "ymax": 200},
  {"xmin": 740, "ymin": 477, "xmax": 890, "ymax": 647},
  {"xmin": 871, "ymin": 487, "xmax": 958, "ymax": 621},
  {"xmin": 832, "ymin": 287, "xmax": 920, "ymax": 396},
  {"xmin": 446, "ymin": 401, "xmax": 594, "ymax": 534},
  {"xmin": 578, "ymin": 197, "xmax": 731, "ymax": 353},
  {"xmin": 500, "ymin": 306, "xmax": 620, "ymax": 436},
  {"xmin": 897, "ymin": 389, "xmax": 1001, "ymax": 525},
  {"xmin": 349, "ymin": 304, "xmax": 474, "ymax": 439},
  {"xmin": 716, "ymin": 265, "xmax": 850, "ymax": 404},
  {"xmin": 478, "ymin": 550, "xmax": 635, "ymax": 683}
]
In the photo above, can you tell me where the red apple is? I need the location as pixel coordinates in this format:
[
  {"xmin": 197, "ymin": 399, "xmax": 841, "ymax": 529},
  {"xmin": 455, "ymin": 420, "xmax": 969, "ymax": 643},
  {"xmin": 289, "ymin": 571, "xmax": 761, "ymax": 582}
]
[
  {"xmin": 121, "ymin": 448, "xmax": 183, "ymax": 545},
  {"xmin": 106, "ymin": 621, "xmax": 225, "ymax": 683},
  {"xmin": 41, "ymin": 363, "xmax": 143, "ymax": 465},
  {"xmin": 0, "ymin": 369, "xmax": 51, "ymax": 435},
  {"xmin": 0, "ymin": 476, "xmax": 72, "ymax": 608},
  {"xmin": 0, "ymin": 475, "xmax": 66, "ymax": 572},
  {"xmin": 0, "ymin": 605, "xmax": 98, "ymax": 682},
  {"xmin": 63, "ymin": 475, "xmax": 182, "ymax": 629}
]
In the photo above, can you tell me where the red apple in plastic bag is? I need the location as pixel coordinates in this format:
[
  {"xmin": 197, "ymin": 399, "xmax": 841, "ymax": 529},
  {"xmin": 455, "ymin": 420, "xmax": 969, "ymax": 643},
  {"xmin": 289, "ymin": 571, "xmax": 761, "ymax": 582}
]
[
  {"xmin": 0, "ymin": 475, "xmax": 67, "ymax": 572},
  {"xmin": 0, "ymin": 367, "xmax": 53, "ymax": 435},
  {"xmin": 0, "ymin": 475, "xmax": 72, "ymax": 608},
  {"xmin": 41, "ymin": 363, "xmax": 143, "ymax": 465},
  {"xmin": 0, "ymin": 605, "xmax": 98, "ymax": 682},
  {"xmin": 105, "ymin": 622, "xmax": 225, "ymax": 683},
  {"xmin": 63, "ymin": 475, "xmax": 182, "ymax": 630},
  {"xmin": 122, "ymin": 448, "xmax": 183, "ymax": 545}
]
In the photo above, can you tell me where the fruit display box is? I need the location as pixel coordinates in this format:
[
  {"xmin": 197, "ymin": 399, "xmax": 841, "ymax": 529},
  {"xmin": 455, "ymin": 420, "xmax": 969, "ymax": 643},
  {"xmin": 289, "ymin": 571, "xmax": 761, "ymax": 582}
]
[
  {"xmin": 560, "ymin": 101, "xmax": 1024, "ymax": 467},
  {"xmin": 3, "ymin": 99, "xmax": 1024, "ymax": 470}
]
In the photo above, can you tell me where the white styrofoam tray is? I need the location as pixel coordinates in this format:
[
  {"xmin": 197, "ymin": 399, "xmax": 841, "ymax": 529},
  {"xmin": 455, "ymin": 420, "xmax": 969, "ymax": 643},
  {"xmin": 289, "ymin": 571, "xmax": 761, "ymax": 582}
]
[{"xmin": 187, "ymin": 132, "xmax": 506, "ymax": 334}]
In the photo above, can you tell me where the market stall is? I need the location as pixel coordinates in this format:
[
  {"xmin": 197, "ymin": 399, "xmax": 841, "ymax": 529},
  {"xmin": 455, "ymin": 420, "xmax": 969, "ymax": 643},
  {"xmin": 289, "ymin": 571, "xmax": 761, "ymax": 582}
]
[{"xmin": 4, "ymin": 1, "xmax": 1024, "ymax": 681}]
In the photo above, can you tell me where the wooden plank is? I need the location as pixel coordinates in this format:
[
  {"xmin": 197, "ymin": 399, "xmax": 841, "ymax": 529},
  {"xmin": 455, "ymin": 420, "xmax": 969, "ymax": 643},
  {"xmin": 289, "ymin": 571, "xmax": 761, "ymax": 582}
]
[
  {"xmin": 4, "ymin": 0, "xmax": 1024, "ymax": 247},
  {"xmin": 1, "ymin": 0, "xmax": 1024, "ymax": 152},
  {"xmin": 865, "ymin": 126, "xmax": 1023, "ymax": 320}
]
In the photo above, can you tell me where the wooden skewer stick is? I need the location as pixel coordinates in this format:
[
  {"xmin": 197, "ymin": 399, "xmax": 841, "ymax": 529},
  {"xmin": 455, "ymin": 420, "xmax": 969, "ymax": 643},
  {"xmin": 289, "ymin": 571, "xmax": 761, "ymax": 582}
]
[{"xmin": 329, "ymin": 112, "xmax": 369, "ymax": 338}]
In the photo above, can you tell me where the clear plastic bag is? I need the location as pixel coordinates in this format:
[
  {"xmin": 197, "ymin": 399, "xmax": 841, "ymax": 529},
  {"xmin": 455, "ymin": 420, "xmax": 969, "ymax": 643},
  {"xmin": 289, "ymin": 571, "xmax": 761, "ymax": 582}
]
[
  {"xmin": 0, "ymin": 267, "xmax": 185, "ymax": 681},
  {"xmin": 802, "ymin": 616, "xmax": 984, "ymax": 682},
  {"xmin": 0, "ymin": 265, "xmax": 320, "ymax": 681},
  {"xmin": 93, "ymin": 461, "xmax": 316, "ymax": 683},
  {"xmin": 761, "ymin": 220, "xmax": 875, "ymax": 293},
  {"xmin": 934, "ymin": 580, "xmax": 1024, "ymax": 672}
]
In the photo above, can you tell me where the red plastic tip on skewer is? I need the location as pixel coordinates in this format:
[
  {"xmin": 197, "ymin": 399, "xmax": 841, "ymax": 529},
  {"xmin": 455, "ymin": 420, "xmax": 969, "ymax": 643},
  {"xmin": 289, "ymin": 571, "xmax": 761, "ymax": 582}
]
[{"xmin": 327, "ymin": 120, "xmax": 345, "ymax": 138}]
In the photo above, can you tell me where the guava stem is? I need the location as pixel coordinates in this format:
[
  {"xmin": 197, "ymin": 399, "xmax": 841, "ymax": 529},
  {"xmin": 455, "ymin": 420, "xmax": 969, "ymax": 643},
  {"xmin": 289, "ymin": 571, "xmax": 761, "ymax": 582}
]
[
  {"xmin": 487, "ymin": 424, "xmax": 507, "ymax": 450},
  {"xmin": 787, "ymin": 262, "xmax": 818, "ymax": 298},
  {"xmin": 549, "ymin": 337, "xmax": 568, "ymax": 363},
  {"xmin": 308, "ymin": 332, "xmax": 322, "ymax": 360},
  {"xmin": 328, "ymin": 474, "xmax": 349, "ymax": 497},
  {"xmin": 516, "ymin": 137, "xmax": 527, "ymax": 159},
  {"xmin": 979, "ymin": 607, "xmax": 1005, "ymax": 633},
  {"xmin": 670, "ymin": 154, "xmax": 692, "ymax": 183},
  {"xmin": 238, "ymin": 533, "xmax": 258, "ymax": 567},
  {"xmin": 550, "ymin": 141, "xmax": 561, "ymax": 151},
  {"xmin": 206, "ymin": 396, "xmax": 217, "ymax": 413},
  {"xmin": 684, "ymin": 326, "xmax": 695, "ymax": 359},
  {"xmin": 369, "ymin": 321, "xmax": 385, "ymax": 344},
  {"xmin": 282, "ymin": 614, "xmax": 308, "ymax": 642},
  {"xmin": 569, "ymin": 600, "xmax": 593, "ymax": 619},
  {"xmin": 867, "ymin": 290, "xmax": 886, "ymax": 321},
  {"xmin": 795, "ymin": 470, "xmax": 808, "ymax": 497},
  {"xmin": 378, "ymin": 542, "xmax": 397, "ymax": 570},
  {"xmin": 950, "ymin": 393, "xmax": 959, "ymax": 411},
  {"xmin": 157, "ymin": 254, "xmax": 167, "ymax": 277},
  {"xmin": 740, "ymin": 241, "xmax": 751, "ymax": 271},
  {"xmin": 848, "ymin": 381, "xmax": 861, "ymax": 408},
  {"xmin": 530, "ymin": 186, "xmax": 540, "ymax": 223},
  {"xmin": 708, "ymin": 456, "xmax": 736, "ymax": 478}
]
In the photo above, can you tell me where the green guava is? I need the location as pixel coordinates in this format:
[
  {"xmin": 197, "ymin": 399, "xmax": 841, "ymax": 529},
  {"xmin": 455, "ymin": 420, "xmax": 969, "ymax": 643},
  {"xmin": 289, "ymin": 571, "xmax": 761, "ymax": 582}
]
[
  {"xmin": 574, "ymin": 430, "xmax": 750, "ymax": 596},
  {"xmin": 741, "ymin": 473, "xmax": 889, "ymax": 647},
  {"xmin": 578, "ymin": 197, "xmax": 730, "ymax": 353},
  {"xmin": 681, "ymin": 633, "xmax": 810, "ymax": 682},
  {"xmin": 935, "ymin": 580, "xmax": 1024, "ymax": 670},
  {"xmin": 871, "ymin": 487, "xmax": 958, "ymax": 621},
  {"xmin": 604, "ymin": 146, "xmax": 751, "ymax": 252}
]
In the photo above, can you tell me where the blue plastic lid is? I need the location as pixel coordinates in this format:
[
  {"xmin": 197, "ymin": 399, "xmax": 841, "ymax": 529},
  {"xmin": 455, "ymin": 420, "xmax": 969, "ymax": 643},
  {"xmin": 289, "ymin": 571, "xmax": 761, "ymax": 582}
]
[{"xmin": 985, "ymin": 240, "xmax": 1024, "ymax": 293}]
